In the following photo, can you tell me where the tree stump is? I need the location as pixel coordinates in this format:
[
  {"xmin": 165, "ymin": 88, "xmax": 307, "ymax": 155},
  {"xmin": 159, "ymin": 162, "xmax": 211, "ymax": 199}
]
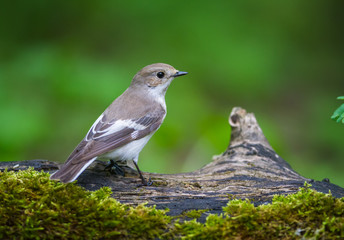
[{"xmin": 1, "ymin": 107, "xmax": 343, "ymax": 218}]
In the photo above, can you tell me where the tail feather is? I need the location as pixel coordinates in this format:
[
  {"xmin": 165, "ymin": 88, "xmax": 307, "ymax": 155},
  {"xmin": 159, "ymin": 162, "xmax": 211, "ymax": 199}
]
[{"xmin": 50, "ymin": 157, "xmax": 97, "ymax": 183}]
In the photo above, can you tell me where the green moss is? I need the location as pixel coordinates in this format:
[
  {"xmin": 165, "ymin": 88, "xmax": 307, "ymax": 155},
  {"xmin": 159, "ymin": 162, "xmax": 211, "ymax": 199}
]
[
  {"xmin": 171, "ymin": 183, "xmax": 344, "ymax": 239},
  {"xmin": 151, "ymin": 180, "xmax": 169, "ymax": 187},
  {"xmin": 0, "ymin": 168, "xmax": 170, "ymax": 239},
  {"xmin": 1, "ymin": 170, "xmax": 343, "ymax": 239},
  {"xmin": 247, "ymin": 162, "xmax": 256, "ymax": 167},
  {"xmin": 183, "ymin": 182, "xmax": 202, "ymax": 189},
  {"xmin": 182, "ymin": 209, "xmax": 209, "ymax": 219}
]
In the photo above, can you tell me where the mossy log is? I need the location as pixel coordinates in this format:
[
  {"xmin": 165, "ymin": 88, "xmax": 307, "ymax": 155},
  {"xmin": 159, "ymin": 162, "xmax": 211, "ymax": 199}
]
[{"xmin": 1, "ymin": 107, "xmax": 343, "ymax": 218}]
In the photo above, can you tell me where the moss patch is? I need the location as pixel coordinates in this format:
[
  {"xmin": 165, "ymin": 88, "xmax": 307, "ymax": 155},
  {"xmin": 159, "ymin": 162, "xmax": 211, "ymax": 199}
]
[
  {"xmin": 171, "ymin": 183, "xmax": 344, "ymax": 239},
  {"xmin": 0, "ymin": 169, "xmax": 343, "ymax": 239},
  {"xmin": 0, "ymin": 168, "xmax": 170, "ymax": 239}
]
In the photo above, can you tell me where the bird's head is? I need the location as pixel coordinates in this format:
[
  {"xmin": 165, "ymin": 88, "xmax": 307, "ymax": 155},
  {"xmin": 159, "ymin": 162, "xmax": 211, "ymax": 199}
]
[{"xmin": 131, "ymin": 63, "xmax": 187, "ymax": 96}]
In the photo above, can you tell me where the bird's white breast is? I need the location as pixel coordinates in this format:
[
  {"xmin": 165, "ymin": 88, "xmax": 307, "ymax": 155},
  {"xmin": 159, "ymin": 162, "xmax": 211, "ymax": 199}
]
[{"xmin": 99, "ymin": 132, "xmax": 155, "ymax": 163}]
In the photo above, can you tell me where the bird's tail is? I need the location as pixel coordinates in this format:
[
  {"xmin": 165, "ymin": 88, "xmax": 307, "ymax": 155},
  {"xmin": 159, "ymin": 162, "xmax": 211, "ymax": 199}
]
[{"xmin": 50, "ymin": 157, "xmax": 97, "ymax": 183}]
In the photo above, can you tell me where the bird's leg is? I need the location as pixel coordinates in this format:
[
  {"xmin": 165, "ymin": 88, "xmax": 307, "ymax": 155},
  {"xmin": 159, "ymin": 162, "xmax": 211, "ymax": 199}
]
[
  {"xmin": 104, "ymin": 159, "xmax": 125, "ymax": 176},
  {"xmin": 133, "ymin": 161, "xmax": 152, "ymax": 186}
]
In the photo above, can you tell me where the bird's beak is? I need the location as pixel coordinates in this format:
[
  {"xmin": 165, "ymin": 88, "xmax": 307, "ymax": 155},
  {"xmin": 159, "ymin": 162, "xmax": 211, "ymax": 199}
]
[{"xmin": 173, "ymin": 71, "xmax": 188, "ymax": 78}]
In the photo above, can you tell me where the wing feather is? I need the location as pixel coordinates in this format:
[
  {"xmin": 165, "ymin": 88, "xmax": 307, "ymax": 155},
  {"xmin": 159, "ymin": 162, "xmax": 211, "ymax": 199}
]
[{"xmin": 67, "ymin": 110, "xmax": 165, "ymax": 165}]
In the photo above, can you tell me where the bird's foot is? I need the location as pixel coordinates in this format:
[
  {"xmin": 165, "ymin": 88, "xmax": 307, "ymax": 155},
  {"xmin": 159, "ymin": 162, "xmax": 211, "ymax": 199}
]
[
  {"xmin": 137, "ymin": 176, "xmax": 153, "ymax": 187},
  {"xmin": 132, "ymin": 161, "xmax": 153, "ymax": 186},
  {"xmin": 141, "ymin": 176, "xmax": 153, "ymax": 186},
  {"xmin": 104, "ymin": 160, "xmax": 125, "ymax": 176}
]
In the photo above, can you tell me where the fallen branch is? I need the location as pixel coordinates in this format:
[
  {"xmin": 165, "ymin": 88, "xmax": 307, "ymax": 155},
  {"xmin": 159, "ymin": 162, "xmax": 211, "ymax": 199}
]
[{"xmin": 1, "ymin": 107, "xmax": 343, "ymax": 217}]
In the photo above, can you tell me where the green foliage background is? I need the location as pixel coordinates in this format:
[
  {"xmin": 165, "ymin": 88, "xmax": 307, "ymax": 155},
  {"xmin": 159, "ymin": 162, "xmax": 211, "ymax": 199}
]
[{"xmin": 1, "ymin": 1, "xmax": 343, "ymax": 186}]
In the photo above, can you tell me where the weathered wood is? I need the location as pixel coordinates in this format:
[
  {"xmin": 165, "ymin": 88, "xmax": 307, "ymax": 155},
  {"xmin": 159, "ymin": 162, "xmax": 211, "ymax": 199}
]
[{"xmin": 1, "ymin": 107, "xmax": 343, "ymax": 218}]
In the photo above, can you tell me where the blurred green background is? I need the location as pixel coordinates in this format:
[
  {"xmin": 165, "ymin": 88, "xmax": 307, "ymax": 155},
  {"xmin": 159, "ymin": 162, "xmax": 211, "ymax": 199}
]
[{"xmin": 1, "ymin": 1, "xmax": 343, "ymax": 187}]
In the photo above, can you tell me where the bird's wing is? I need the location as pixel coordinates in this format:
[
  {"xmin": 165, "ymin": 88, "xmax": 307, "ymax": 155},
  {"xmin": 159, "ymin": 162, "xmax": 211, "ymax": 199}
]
[
  {"xmin": 65, "ymin": 110, "xmax": 166, "ymax": 165},
  {"xmin": 50, "ymin": 109, "xmax": 166, "ymax": 183}
]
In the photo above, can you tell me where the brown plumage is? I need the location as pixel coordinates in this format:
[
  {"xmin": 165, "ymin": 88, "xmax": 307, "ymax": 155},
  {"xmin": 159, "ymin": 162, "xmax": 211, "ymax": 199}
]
[{"xmin": 50, "ymin": 63, "xmax": 187, "ymax": 184}]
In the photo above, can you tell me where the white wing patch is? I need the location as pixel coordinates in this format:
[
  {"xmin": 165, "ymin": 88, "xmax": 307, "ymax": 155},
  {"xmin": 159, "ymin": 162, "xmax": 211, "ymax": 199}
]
[
  {"xmin": 86, "ymin": 114, "xmax": 103, "ymax": 141},
  {"xmin": 131, "ymin": 130, "xmax": 139, "ymax": 139},
  {"xmin": 86, "ymin": 114, "xmax": 146, "ymax": 141}
]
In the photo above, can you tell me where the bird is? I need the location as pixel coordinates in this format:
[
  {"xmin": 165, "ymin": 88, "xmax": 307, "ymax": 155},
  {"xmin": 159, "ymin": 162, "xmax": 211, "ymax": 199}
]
[{"xmin": 50, "ymin": 63, "xmax": 188, "ymax": 185}]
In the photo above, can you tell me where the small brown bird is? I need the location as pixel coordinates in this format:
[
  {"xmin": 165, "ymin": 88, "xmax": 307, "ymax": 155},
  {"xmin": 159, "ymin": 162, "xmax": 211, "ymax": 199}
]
[{"xmin": 50, "ymin": 63, "xmax": 187, "ymax": 184}]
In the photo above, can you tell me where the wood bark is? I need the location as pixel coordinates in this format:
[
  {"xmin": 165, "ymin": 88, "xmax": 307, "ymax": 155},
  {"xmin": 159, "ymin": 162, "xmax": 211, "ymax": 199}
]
[{"xmin": 1, "ymin": 107, "xmax": 343, "ymax": 218}]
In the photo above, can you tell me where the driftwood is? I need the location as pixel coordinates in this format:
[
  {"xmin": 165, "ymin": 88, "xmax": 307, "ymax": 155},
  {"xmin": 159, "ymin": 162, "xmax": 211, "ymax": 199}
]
[{"xmin": 1, "ymin": 107, "xmax": 343, "ymax": 219}]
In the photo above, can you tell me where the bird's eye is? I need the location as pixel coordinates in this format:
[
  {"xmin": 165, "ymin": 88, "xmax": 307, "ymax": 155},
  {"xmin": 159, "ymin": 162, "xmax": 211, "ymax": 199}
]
[{"xmin": 157, "ymin": 72, "xmax": 165, "ymax": 78}]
